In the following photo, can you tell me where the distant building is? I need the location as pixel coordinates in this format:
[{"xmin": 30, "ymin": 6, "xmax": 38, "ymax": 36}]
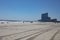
[
  {"xmin": 51, "ymin": 19, "xmax": 57, "ymax": 22},
  {"xmin": 37, "ymin": 12, "xmax": 59, "ymax": 22},
  {"xmin": 41, "ymin": 13, "xmax": 51, "ymax": 22}
]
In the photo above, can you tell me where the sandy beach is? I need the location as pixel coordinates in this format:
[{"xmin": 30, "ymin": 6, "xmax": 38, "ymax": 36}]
[{"xmin": 0, "ymin": 22, "xmax": 60, "ymax": 40}]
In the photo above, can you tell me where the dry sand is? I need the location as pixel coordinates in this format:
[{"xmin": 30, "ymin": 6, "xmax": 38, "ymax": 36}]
[{"xmin": 0, "ymin": 22, "xmax": 60, "ymax": 40}]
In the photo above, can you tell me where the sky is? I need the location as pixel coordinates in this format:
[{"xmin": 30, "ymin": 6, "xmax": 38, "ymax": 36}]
[{"xmin": 0, "ymin": 0, "xmax": 60, "ymax": 21}]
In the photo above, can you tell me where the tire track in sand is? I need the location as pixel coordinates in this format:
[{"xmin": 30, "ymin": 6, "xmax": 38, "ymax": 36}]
[
  {"xmin": 50, "ymin": 30, "xmax": 60, "ymax": 40},
  {"xmin": 15, "ymin": 26, "xmax": 56, "ymax": 40},
  {"xmin": 26, "ymin": 30, "xmax": 57, "ymax": 40}
]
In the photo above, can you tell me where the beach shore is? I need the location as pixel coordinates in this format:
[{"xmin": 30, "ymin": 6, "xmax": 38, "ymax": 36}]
[{"xmin": 0, "ymin": 22, "xmax": 60, "ymax": 40}]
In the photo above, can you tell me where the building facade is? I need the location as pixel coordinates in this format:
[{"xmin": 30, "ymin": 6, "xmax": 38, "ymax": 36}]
[{"xmin": 41, "ymin": 13, "xmax": 51, "ymax": 22}]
